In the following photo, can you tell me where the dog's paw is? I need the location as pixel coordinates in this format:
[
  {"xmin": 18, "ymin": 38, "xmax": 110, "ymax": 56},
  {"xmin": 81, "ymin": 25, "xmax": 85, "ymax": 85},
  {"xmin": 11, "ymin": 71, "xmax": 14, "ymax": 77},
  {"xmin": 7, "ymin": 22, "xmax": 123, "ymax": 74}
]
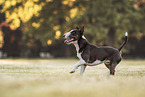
[{"xmin": 69, "ymin": 70, "xmax": 75, "ymax": 73}]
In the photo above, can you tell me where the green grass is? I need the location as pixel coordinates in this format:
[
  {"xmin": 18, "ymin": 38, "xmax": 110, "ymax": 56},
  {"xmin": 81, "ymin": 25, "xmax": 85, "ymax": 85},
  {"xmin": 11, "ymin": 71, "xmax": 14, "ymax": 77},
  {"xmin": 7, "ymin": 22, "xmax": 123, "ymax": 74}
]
[{"xmin": 0, "ymin": 59, "xmax": 145, "ymax": 97}]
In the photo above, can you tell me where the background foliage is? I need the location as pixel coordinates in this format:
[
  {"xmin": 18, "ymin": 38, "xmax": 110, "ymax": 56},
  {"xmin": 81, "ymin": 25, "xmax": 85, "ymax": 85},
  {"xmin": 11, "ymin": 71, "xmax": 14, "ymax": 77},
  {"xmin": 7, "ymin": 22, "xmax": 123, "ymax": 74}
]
[{"xmin": 0, "ymin": 0, "xmax": 145, "ymax": 58}]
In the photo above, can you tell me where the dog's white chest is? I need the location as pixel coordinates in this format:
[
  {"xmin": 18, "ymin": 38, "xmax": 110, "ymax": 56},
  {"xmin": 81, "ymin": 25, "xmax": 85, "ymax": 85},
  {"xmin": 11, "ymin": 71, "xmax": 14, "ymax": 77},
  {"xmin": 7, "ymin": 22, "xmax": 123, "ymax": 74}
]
[
  {"xmin": 74, "ymin": 42, "xmax": 83, "ymax": 60},
  {"xmin": 77, "ymin": 52, "xmax": 82, "ymax": 59}
]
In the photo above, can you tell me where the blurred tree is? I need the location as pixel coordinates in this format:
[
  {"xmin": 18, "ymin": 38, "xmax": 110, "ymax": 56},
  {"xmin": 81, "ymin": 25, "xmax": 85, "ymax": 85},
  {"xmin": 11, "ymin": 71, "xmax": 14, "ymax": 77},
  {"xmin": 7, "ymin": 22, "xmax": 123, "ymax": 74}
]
[
  {"xmin": 0, "ymin": 0, "xmax": 75, "ymax": 57},
  {"xmin": 0, "ymin": 21, "xmax": 23, "ymax": 57},
  {"xmin": 68, "ymin": 0, "xmax": 144, "ymax": 48},
  {"xmin": 0, "ymin": 5, "xmax": 23, "ymax": 57},
  {"xmin": 0, "ymin": 0, "xmax": 145, "ymax": 57},
  {"xmin": 24, "ymin": 0, "xmax": 74, "ymax": 57},
  {"xmin": 0, "ymin": 5, "xmax": 6, "ymax": 24}
]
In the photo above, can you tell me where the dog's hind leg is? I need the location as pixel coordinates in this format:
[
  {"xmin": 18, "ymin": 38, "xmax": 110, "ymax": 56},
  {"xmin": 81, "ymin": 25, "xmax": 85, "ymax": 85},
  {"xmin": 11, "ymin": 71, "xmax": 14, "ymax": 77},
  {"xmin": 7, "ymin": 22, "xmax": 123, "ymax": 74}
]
[
  {"xmin": 110, "ymin": 63, "xmax": 116, "ymax": 75},
  {"xmin": 110, "ymin": 60, "xmax": 120, "ymax": 75},
  {"xmin": 104, "ymin": 63, "xmax": 110, "ymax": 70},
  {"xmin": 104, "ymin": 58, "xmax": 111, "ymax": 70},
  {"xmin": 109, "ymin": 52, "xmax": 121, "ymax": 75},
  {"xmin": 80, "ymin": 64, "xmax": 87, "ymax": 75}
]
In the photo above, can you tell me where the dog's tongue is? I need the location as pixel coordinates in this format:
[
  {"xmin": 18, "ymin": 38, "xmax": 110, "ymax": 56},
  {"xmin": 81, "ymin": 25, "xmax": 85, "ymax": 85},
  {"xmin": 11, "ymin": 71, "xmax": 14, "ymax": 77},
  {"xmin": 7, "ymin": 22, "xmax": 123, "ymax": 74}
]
[
  {"xmin": 64, "ymin": 40, "xmax": 68, "ymax": 43},
  {"xmin": 64, "ymin": 38, "xmax": 74, "ymax": 43}
]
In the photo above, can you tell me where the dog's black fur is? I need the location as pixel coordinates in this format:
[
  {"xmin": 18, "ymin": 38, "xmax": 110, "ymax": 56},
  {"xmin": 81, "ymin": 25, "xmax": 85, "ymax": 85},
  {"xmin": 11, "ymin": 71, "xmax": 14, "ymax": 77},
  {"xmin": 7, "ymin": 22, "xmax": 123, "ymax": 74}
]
[{"xmin": 63, "ymin": 26, "xmax": 128, "ymax": 75}]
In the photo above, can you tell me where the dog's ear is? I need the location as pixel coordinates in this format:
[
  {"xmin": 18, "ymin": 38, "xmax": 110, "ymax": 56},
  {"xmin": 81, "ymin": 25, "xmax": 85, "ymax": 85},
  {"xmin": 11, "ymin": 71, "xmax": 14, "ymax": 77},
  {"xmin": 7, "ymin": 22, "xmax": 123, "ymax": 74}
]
[
  {"xmin": 76, "ymin": 26, "xmax": 79, "ymax": 30},
  {"xmin": 80, "ymin": 26, "xmax": 84, "ymax": 35}
]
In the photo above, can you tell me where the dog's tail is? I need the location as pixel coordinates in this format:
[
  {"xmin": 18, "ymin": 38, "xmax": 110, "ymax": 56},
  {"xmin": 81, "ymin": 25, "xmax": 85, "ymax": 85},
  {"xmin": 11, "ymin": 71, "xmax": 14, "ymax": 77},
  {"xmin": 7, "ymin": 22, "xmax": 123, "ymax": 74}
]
[{"xmin": 118, "ymin": 32, "xmax": 128, "ymax": 51}]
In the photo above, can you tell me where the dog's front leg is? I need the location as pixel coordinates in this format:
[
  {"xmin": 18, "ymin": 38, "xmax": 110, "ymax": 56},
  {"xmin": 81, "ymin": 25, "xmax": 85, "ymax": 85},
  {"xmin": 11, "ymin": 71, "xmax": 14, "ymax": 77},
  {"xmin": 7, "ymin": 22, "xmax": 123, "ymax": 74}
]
[
  {"xmin": 80, "ymin": 64, "xmax": 87, "ymax": 75},
  {"xmin": 70, "ymin": 60, "xmax": 86, "ymax": 73}
]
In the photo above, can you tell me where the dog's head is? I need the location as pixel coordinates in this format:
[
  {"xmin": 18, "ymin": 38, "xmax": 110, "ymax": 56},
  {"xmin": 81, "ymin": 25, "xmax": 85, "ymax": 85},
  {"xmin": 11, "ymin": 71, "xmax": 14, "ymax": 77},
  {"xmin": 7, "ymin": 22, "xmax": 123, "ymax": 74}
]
[{"xmin": 63, "ymin": 26, "xmax": 84, "ymax": 44}]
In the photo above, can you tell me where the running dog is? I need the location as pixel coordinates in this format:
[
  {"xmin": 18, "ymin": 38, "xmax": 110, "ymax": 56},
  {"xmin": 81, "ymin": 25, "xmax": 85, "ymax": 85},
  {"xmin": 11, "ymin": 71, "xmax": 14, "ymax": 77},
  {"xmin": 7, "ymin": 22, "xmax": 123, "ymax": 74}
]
[{"xmin": 63, "ymin": 26, "xmax": 128, "ymax": 75}]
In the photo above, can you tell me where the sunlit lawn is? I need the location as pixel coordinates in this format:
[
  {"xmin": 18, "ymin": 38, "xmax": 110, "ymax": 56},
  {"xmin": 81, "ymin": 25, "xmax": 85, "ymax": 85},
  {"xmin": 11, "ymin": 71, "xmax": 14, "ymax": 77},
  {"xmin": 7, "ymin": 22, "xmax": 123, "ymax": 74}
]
[{"xmin": 0, "ymin": 58, "xmax": 145, "ymax": 97}]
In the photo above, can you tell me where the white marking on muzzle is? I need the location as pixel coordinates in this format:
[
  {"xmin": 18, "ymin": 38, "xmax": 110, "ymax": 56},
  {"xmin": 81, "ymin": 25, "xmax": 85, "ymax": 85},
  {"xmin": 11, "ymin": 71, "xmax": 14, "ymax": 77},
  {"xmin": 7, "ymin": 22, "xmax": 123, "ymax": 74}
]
[{"xmin": 64, "ymin": 30, "xmax": 73, "ymax": 38}]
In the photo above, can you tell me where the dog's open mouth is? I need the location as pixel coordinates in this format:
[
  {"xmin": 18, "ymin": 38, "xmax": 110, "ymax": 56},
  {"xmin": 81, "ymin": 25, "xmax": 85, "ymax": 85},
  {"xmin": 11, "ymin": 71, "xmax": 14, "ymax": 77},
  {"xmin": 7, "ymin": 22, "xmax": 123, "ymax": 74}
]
[{"xmin": 64, "ymin": 38, "xmax": 74, "ymax": 44}]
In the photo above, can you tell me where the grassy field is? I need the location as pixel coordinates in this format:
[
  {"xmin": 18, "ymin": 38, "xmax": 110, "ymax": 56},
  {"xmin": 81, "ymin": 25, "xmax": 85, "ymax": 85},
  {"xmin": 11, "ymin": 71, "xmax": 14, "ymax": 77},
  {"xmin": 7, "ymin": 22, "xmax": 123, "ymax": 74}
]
[{"xmin": 0, "ymin": 58, "xmax": 145, "ymax": 97}]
